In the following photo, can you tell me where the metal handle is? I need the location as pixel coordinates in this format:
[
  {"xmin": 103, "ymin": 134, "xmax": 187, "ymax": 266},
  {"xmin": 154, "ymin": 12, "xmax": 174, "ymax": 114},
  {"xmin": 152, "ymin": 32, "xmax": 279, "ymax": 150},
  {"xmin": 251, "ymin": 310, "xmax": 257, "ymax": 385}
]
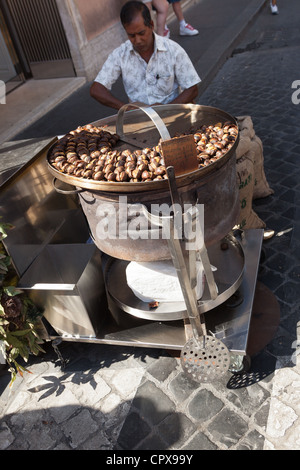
[
  {"xmin": 52, "ymin": 178, "xmax": 84, "ymax": 195},
  {"xmin": 116, "ymin": 103, "xmax": 171, "ymax": 146}
]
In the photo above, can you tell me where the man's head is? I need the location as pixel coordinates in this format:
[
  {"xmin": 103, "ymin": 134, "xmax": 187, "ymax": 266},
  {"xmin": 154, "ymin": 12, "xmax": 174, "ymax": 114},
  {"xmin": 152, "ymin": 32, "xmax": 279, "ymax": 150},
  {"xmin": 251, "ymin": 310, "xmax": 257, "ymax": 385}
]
[
  {"xmin": 120, "ymin": 1, "xmax": 154, "ymax": 55},
  {"xmin": 120, "ymin": 1, "xmax": 152, "ymax": 28}
]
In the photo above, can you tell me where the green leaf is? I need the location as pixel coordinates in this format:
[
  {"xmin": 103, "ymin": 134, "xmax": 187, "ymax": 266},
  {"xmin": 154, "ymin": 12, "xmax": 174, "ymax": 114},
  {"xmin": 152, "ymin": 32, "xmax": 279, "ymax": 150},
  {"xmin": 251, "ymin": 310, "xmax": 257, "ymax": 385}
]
[
  {"xmin": 0, "ymin": 255, "xmax": 10, "ymax": 264},
  {"xmin": 0, "ymin": 257, "xmax": 10, "ymax": 272},
  {"xmin": 0, "ymin": 317, "xmax": 9, "ymax": 327},
  {"xmin": 6, "ymin": 333, "xmax": 27, "ymax": 353},
  {"xmin": 3, "ymin": 286, "xmax": 23, "ymax": 296},
  {"xmin": 8, "ymin": 347, "xmax": 21, "ymax": 360},
  {"xmin": 10, "ymin": 328, "xmax": 32, "ymax": 337},
  {"xmin": 0, "ymin": 325, "xmax": 8, "ymax": 337},
  {"xmin": 0, "ymin": 222, "xmax": 13, "ymax": 240},
  {"xmin": 8, "ymin": 368, "xmax": 17, "ymax": 386}
]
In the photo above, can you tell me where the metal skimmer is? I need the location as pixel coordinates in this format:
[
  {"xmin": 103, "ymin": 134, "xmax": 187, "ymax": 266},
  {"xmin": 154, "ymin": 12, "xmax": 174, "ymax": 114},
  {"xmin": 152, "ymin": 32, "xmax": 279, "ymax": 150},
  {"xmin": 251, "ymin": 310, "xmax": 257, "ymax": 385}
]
[
  {"xmin": 181, "ymin": 335, "xmax": 230, "ymax": 382},
  {"xmin": 165, "ymin": 166, "xmax": 231, "ymax": 383}
]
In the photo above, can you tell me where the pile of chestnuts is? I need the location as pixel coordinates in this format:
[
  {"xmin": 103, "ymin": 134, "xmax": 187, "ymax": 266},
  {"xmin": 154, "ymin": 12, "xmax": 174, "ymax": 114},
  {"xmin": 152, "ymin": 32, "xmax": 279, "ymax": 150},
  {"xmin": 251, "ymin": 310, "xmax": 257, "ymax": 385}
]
[{"xmin": 48, "ymin": 122, "xmax": 238, "ymax": 183}]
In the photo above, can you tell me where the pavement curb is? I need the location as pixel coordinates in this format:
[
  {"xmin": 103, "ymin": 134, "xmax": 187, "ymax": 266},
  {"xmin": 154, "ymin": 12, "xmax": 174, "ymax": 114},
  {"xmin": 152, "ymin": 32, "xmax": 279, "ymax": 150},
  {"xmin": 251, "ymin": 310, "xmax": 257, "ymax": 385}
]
[{"xmin": 0, "ymin": 77, "xmax": 86, "ymax": 146}]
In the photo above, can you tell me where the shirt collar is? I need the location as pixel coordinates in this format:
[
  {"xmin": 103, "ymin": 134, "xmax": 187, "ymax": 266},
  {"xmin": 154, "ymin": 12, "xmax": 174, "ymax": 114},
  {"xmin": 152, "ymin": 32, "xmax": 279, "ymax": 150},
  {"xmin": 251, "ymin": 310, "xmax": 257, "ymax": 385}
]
[{"xmin": 154, "ymin": 33, "xmax": 168, "ymax": 52}]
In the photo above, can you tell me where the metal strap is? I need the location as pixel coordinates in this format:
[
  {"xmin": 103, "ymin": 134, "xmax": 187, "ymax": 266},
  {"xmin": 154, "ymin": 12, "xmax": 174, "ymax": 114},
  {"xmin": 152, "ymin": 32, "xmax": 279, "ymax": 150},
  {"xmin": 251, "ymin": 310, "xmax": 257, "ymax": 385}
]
[{"xmin": 116, "ymin": 103, "xmax": 171, "ymax": 146}]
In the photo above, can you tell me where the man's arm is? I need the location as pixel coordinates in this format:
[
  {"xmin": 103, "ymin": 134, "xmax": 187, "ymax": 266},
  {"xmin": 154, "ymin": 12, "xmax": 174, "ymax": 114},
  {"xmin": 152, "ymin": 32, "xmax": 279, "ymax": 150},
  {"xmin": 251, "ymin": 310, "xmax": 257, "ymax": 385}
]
[
  {"xmin": 90, "ymin": 82, "xmax": 126, "ymax": 110},
  {"xmin": 169, "ymin": 84, "xmax": 198, "ymax": 105}
]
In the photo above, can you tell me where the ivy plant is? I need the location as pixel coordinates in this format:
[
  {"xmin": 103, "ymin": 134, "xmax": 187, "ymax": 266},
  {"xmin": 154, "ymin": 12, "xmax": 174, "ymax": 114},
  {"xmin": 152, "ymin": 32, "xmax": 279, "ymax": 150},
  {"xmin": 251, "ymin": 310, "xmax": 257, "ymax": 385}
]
[{"xmin": 0, "ymin": 220, "xmax": 45, "ymax": 385}]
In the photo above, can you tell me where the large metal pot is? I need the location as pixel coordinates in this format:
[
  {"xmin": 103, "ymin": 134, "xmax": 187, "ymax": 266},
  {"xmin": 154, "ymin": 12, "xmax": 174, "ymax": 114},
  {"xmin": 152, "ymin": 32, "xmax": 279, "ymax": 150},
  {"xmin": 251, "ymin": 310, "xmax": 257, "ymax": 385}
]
[{"xmin": 49, "ymin": 104, "xmax": 240, "ymax": 261}]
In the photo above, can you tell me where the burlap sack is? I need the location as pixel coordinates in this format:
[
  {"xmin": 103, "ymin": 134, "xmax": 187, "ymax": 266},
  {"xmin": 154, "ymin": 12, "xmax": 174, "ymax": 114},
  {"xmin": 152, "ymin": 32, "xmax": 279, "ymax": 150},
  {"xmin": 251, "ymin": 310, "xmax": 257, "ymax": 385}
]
[
  {"xmin": 251, "ymin": 135, "xmax": 274, "ymax": 200},
  {"xmin": 237, "ymin": 116, "xmax": 273, "ymax": 200},
  {"xmin": 236, "ymin": 133, "xmax": 252, "ymax": 159},
  {"xmin": 236, "ymin": 149, "xmax": 266, "ymax": 229},
  {"xmin": 237, "ymin": 115, "xmax": 255, "ymax": 139}
]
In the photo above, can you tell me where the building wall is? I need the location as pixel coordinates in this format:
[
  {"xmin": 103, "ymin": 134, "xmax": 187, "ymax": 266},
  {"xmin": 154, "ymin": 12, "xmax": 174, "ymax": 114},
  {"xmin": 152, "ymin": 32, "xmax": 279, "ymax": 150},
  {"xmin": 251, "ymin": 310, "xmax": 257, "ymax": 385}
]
[
  {"xmin": 56, "ymin": 0, "xmax": 127, "ymax": 81},
  {"xmin": 75, "ymin": 0, "xmax": 126, "ymax": 41}
]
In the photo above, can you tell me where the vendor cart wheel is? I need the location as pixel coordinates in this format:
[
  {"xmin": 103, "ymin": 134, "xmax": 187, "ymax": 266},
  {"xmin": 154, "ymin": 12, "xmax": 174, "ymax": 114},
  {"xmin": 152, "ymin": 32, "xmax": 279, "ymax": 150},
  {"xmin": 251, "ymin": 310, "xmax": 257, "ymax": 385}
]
[{"xmin": 229, "ymin": 354, "xmax": 251, "ymax": 374}]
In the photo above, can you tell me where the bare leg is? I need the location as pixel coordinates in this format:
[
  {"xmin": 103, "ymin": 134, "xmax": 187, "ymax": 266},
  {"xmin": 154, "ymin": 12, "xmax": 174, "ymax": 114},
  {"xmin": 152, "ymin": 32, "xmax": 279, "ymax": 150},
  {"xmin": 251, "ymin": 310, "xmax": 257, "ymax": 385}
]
[
  {"xmin": 169, "ymin": 0, "xmax": 199, "ymax": 36},
  {"xmin": 171, "ymin": 0, "xmax": 184, "ymax": 22},
  {"xmin": 144, "ymin": 1, "xmax": 168, "ymax": 36},
  {"xmin": 152, "ymin": 0, "xmax": 169, "ymax": 36}
]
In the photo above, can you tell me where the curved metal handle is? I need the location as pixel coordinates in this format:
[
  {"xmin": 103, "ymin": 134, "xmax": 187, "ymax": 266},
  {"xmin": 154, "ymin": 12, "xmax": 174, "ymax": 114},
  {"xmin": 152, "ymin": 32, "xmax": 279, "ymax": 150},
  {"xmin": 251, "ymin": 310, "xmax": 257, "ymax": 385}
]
[
  {"xmin": 52, "ymin": 178, "xmax": 84, "ymax": 195},
  {"xmin": 116, "ymin": 102, "xmax": 171, "ymax": 143}
]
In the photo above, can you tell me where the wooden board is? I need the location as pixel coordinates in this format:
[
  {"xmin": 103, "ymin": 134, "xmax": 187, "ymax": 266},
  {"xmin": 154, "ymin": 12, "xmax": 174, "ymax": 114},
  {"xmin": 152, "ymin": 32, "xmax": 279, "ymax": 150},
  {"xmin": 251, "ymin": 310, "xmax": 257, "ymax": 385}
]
[{"xmin": 160, "ymin": 134, "xmax": 198, "ymax": 176}]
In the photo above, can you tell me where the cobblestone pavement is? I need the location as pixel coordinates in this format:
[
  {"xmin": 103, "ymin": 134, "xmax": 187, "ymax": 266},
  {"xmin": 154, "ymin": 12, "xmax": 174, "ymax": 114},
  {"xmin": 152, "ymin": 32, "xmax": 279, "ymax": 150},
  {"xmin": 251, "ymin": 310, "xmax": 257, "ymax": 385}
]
[{"xmin": 1, "ymin": 0, "xmax": 300, "ymax": 452}]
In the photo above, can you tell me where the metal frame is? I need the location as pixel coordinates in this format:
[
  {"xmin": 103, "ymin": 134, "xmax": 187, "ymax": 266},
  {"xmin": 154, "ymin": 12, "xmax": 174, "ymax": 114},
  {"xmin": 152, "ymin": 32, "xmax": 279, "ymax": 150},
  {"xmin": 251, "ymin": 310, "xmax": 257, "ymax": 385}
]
[
  {"xmin": 44, "ymin": 228, "xmax": 262, "ymax": 358},
  {"xmin": 0, "ymin": 119, "xmax": 265, "ymax": 374}
]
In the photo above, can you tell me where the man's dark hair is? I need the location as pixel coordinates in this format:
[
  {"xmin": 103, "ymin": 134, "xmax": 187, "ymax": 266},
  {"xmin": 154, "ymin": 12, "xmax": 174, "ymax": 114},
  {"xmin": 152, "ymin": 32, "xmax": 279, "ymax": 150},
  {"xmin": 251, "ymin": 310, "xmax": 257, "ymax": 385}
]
[{"xmin": 120, "ymin": 1, "xmax": 152, "ymax": 28}]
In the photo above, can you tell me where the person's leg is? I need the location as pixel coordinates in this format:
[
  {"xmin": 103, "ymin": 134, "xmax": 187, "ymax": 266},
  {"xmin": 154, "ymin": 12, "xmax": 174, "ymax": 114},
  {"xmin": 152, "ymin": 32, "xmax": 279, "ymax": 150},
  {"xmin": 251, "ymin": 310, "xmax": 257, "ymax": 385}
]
[
  {"xmin": 170, "ymin": 0, "xmax": 199, "ymax": 36},
  {"xmin": 171, "ymin": 0, "xmax": 184, "ymax": 22},
  {"xmin": 270, "ymin": 0, "xmax": 278, "ymax": 14},
  {"xmin": 152, "ymin": 0, "xmax": 169, "ymax": 36},
  {"xmin": 144, "ymin": 1, "xmax": 153, "ymax": 16}
]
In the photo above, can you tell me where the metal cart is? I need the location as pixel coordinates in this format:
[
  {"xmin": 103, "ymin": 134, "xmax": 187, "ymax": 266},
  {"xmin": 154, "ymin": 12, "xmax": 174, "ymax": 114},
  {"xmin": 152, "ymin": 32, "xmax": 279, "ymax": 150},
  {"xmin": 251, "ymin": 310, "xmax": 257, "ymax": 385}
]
[{"xmin": 0, "ymin": 105, "xmax": 280, "ymax": 381}]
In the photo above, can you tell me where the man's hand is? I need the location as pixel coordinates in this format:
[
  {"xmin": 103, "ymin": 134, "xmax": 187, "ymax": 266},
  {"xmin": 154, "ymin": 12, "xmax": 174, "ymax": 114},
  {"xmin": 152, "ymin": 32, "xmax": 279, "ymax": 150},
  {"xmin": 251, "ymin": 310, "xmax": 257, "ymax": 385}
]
[
  {"xmin": 90, "ymin": 82, "xmax": 199, "ymax": 110},
  {"xmin": 90, "ymin": 82, "xmax": 126, "ymax": 110},
  {"xmin": 170, "ymin": 84, "xmax": 198, "ymax": 105}
]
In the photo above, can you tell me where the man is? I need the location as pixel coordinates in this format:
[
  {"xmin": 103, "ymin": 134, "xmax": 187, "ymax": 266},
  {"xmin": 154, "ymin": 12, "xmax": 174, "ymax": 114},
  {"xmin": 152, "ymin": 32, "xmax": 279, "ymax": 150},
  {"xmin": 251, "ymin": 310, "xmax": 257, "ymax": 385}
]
[{"xmin": 90, "ymin": 0, "xmax": 201, "ymax": 110}]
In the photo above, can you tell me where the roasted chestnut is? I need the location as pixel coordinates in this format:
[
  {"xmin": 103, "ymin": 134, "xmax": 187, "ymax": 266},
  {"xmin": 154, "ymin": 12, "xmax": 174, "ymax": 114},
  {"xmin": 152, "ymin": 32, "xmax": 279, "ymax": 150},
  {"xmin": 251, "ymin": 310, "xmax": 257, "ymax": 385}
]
[{"xmin": 49, "ymin": 121, "xmax": 238, "ymax": 183}]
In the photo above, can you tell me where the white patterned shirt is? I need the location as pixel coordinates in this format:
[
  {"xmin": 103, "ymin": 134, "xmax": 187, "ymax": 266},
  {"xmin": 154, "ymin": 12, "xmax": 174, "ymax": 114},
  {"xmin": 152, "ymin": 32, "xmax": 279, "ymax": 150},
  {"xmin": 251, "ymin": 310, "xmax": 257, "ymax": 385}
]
[{"xmin": 94, "ymin": 33, "xmax": 201, "ymax": 105}]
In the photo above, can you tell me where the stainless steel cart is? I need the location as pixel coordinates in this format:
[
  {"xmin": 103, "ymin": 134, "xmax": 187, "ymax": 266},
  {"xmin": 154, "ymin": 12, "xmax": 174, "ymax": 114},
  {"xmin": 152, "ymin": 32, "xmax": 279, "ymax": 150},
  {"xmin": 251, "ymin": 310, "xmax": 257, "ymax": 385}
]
[{"xmin": 0, "ymin": 104, "xmax": 280, "ymax": 381}]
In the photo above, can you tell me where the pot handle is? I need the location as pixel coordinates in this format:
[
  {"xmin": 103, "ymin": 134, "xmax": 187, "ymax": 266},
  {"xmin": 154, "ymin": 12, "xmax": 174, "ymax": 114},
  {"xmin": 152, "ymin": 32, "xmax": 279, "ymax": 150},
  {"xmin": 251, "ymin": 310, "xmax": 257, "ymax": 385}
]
[
  {"xmin": 116, "ymin": 103, "xmax": 171, "ymax": 144},
  {"xmin": 52, "ymin": 177, "xmax": 84, "ymax": 195}
]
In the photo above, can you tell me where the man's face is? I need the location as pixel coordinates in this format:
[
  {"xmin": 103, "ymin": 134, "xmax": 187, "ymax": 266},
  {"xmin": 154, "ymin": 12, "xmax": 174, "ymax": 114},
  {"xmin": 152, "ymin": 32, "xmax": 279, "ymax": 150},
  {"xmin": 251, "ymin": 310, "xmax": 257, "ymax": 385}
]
[{"xmin": 123, "ymin": 13, "xmax": 154, "ymax": 55}]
